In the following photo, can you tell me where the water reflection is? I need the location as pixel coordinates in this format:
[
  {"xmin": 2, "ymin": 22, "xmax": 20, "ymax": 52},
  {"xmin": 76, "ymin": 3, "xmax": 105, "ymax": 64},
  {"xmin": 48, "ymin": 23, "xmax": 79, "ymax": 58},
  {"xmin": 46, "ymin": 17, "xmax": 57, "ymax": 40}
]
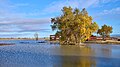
[
  {"xmin": 93, "ymin": 45, "xmax": 112, "ymax": 58},
  {"xmin": 55, "ymin": 46, "xmax": 96, "ymax": 67},
  {"xmin": 0, "ymin": 43, "xmax": 120, "ymax": 67},
  {"xmin": 58, "ymin": 56, "xmax": 96, "ymax": 67}
]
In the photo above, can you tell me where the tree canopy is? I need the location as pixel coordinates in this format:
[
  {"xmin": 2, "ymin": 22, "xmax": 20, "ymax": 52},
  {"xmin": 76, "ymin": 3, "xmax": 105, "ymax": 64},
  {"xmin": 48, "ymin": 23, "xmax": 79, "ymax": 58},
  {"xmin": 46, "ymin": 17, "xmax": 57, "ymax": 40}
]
[
  {"xmin": 97, "ymin": 24, "xmax": 112, "ymax": 40},
  {"xmin": 51, "ymin": 6, "xmax": 99, "ymax": 45}
]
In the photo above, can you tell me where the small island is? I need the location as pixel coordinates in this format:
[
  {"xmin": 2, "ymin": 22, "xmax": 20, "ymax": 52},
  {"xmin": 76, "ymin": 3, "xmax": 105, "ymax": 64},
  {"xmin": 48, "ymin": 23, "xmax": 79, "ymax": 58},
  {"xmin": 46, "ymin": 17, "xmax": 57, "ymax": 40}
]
[{"xmin": 50, "ymin": 7, "xmax": 118, "ymax": 45}]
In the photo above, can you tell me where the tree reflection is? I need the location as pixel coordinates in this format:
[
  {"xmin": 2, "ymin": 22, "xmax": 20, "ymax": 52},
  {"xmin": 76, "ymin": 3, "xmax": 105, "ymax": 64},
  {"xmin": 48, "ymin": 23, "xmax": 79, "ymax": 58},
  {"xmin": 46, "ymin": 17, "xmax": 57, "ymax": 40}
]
[{"xmin": 53, "ymin": 46, "xmax": 96, "ymax": 67}]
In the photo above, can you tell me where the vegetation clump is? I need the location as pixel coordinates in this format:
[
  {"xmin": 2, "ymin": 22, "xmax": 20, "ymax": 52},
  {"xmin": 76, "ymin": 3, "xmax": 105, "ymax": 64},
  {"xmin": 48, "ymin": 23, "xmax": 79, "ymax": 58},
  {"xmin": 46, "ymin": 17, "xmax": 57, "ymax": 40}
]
[
  {"xmin": 97, "ymin": 24, "xmax": 112, "ymax": 40},
  {"xmin": 51, "ymin": 6, "xmax": 99, "ymax": 45}
]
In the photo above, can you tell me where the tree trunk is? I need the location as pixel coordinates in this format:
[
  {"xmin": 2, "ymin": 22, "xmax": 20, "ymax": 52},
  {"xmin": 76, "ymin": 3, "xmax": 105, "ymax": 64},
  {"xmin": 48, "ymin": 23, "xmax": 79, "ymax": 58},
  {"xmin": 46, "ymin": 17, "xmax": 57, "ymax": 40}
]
[
  {"xmin": 75, "ymin": 34, "xmax": 78, "ymax": 45},
  {"xmin": 79, "ymin": 40, "xmax": 82, "ymax": 45},
  {"xmin": 102, "ymin": 35, "xmax": 105, "ymax": 41}
]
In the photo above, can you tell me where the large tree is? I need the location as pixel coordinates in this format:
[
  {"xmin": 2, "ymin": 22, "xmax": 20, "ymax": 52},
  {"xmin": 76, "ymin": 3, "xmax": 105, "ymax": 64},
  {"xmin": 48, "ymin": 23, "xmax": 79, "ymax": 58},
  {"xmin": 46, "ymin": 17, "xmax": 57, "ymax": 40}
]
[
  {"xmin": 51, "ymin": 7, "xmax": 99, "ymax": 45},
  {"xmin": 97, "ymin": 24, "xmax": 112, "ymax": 40}
]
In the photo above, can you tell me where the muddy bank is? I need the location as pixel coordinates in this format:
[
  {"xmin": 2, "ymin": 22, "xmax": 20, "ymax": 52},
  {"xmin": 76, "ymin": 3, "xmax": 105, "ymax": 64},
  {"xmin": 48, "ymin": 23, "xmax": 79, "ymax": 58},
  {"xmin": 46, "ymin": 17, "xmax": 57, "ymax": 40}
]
[{"xmin": 0, "ymin": 43, "xmax": 15, "ymax": 46}]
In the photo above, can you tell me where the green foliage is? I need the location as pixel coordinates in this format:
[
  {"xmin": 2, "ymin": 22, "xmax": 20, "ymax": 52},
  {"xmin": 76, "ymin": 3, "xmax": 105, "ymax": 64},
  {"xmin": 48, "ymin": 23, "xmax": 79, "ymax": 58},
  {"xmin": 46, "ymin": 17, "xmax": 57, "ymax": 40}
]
[
  {"xmin": 97, "ymin": 24, "xmax": 113, "ymax": 40},
  {"xmin": 51, "ymin": 6, "xmax": 99, "ymax": 45}
]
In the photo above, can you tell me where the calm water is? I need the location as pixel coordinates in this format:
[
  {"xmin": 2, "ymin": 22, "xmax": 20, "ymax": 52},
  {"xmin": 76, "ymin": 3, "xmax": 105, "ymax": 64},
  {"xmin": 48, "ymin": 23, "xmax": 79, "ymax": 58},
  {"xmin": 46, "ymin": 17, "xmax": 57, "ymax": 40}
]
[{"xmin": 0, "ymin": 40, "xmax": 120, "ymax": 67}]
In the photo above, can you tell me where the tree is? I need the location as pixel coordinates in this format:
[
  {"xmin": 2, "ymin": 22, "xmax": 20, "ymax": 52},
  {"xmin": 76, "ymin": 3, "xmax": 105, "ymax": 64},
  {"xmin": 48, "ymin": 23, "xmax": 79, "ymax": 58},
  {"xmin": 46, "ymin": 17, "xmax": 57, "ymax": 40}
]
[
  {"xmin": 51, "ymin": 6, "xmax": 99, "ymax": 45},
  {"xmin": 34, "ymin": 32, "xmax": 38, "ymax": 41},
  {"xmin": 97, "ymin": 24, "xmax": 112, "ymax": 40}
]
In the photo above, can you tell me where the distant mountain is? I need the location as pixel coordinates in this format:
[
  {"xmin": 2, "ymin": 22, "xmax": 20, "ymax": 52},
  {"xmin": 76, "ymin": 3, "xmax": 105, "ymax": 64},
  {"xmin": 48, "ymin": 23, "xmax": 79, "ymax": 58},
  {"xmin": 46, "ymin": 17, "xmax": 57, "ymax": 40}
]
[{"xmin": 111, "ymin": 34, "xmax": 120, "ymax": 37}]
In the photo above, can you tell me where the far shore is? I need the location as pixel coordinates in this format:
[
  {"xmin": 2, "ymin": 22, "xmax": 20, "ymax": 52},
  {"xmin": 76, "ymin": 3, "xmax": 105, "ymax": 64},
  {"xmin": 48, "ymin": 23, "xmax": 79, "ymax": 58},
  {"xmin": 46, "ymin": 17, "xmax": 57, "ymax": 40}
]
[
  {"xmin": 85, "ymin": 40, "xmax": 120, "ymax": 44},
  {"xmin": 0, "ymin": 38, "xmax": 46, "ymax": 40},
  {"xmin": 0, "ymin": 38, "xmax": 120, "ymax": 45}
]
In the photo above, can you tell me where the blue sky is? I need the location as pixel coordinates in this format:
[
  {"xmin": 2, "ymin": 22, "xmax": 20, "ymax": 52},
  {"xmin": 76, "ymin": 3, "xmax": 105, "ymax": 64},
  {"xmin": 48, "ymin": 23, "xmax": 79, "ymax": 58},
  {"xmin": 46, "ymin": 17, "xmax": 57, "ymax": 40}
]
[{"xmin": 0, "ymin": 0, "xmax": 120, "ymax": 38}]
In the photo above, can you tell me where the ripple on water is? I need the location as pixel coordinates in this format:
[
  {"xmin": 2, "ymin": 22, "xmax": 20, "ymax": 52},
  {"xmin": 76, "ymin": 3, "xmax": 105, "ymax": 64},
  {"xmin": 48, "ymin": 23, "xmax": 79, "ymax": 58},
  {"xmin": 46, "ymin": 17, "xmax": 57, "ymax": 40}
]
[{"xmin": 0, "ymin": 42, "xmax": 120, "ymax": 67}]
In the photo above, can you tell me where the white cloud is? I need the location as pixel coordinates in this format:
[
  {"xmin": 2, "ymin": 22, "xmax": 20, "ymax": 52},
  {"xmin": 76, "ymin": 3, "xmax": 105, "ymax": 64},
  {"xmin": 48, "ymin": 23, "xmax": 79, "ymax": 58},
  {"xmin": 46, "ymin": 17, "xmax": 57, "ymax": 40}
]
[
  {"xmin": 42, "ymin": 0, "xmax": 119, "ymax": 14},
  {"xmin": 9, "ymin": 3, "xmax": 29, "ymax": 8},
  {"xmin": 100, "ymin": 0, "xmax": 119, "ymax": 3},
  {"xmin": 93, "ymin": 7, "xmax": 120, "ymax": 26},
  {"xmin": 100, "ymin": 7, "xmax": 120, "ymax": 15},
  {"xmin": 0, "ymin": 17, "xmax": 51, "ymax": 32},
  {"xmin": 0, "ymin": 0, "xmax": 52, "ymax": 34},
  {"xmin": 43, "ymin": 0, "xmax": 80, "ymax": 14},
  {"xmin": 0, "ymin": 32, "xmax": 34, "ymax": 38},
  {"xmin": 0, "ymin": 18, "xmax": 50, "ymax": 24},
  {"xmin": 0, "ymin": 24, "xmax": 51, "ymax": 32}
]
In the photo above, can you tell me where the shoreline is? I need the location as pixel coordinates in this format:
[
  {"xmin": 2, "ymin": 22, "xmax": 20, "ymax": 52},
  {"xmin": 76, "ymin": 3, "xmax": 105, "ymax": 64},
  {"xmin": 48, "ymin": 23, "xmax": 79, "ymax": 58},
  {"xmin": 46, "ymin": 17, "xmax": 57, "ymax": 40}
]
[
  {"xmin": 0, "ymin": 43, "xmax": 15, "ymax": 46},
  {"xmin": 0, "ymin": 38, "xmax": 45, "ymax": 40},
  {"xmin": 85, "ymin": 40, "xmax": 120, "ymax": 44},
  {"xmin": 0, "ymin": 39, "xmax": 120, "ymax": 46},
  {"xmin": 50, "ymin": 40, "xmax": 120, "ymax": 45}
]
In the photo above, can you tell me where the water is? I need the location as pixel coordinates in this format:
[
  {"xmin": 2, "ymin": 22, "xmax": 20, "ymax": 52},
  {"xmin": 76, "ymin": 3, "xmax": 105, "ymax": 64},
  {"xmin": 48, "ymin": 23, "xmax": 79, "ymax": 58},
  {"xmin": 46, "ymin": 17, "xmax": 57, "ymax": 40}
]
[{"xmin": 0, "ymin": 40, "xmax": 120, "ymax": 67}]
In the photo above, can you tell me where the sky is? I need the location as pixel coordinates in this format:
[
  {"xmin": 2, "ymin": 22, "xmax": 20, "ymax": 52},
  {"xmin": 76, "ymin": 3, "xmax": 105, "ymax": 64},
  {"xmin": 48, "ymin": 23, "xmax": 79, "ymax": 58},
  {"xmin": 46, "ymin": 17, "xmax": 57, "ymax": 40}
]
[{"xmin": 0, "ymin": 0, "xmax": 120, "ymax": 38}]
